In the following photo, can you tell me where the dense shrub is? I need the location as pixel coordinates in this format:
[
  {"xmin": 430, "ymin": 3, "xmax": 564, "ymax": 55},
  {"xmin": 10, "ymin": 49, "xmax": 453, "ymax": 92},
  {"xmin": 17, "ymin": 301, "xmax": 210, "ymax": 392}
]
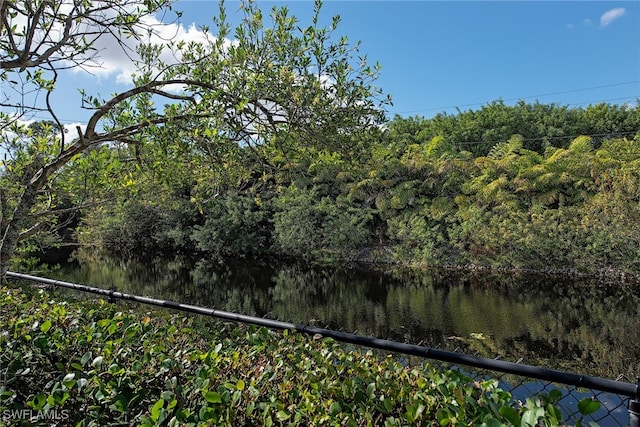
[
  {"xmin": 1, "ymin": 285, "xmax": 603, "ymax": 426},
  {"xmin": 80, "ymin": 198, "xmax": 200, "ymax": 254},
  {"xmin": 191, "ymin": 195, "xmax": 271, "ymax": 258},
  {"xmin": 272, "ymin": 186, "xmax": 373, "ymax": 260}
]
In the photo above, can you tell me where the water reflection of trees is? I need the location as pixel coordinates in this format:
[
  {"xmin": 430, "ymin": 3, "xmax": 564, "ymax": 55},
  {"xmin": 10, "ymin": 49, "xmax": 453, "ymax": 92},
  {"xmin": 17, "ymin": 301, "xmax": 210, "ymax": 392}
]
[{"xmin": 57, "ymin": 252, "xmax": 639, "ymax": 379}]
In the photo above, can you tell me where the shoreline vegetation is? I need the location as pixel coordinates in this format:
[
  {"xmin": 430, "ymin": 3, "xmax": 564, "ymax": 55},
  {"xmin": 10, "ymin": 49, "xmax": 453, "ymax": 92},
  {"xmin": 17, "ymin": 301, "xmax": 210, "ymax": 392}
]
[
  {"xmin": 7, "ymin": 102, "xmax": 640, "ymax": 285},
  {"xmin": 44, "ymin": 102, "xmax": 637, "ymax": 286},
  {"xmin": 1, "ymin": 284, "xmax": 603, "ymax": 426}
]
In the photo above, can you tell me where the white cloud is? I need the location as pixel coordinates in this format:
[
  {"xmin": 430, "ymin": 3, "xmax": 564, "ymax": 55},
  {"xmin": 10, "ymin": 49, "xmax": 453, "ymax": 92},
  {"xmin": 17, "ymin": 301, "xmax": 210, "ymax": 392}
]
[
  {"xmin": 600, "ymin": 8, "xmax": 626, "ymax": 27},
  {"xmin": 75, "ymin": 16, "xmax": 215, "ymax": 85},
  {"xmin": 2, "ymin": 118, "xmax": 84, "ymax": 135},
  {"xmin": 3, "ymin": 1, "xmax": 218, "ymax": 86},
  {"xmin": 62, "ymin": 122, "xmax": 87, "ymax": 138}
]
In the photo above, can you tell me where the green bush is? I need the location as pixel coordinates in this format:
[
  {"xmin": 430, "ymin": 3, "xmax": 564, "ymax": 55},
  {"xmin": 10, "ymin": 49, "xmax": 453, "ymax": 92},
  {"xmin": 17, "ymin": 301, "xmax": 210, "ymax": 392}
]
[
  {"xmin": 84, "ymin": 199, "xmax": 195, "ymax": 254},
  {"xmin": 272, "ymin": 186, "xmax": 373, "ymax": 260},
  {"xmin": 191, "ymin": 195, "xmax": 271, "ymax": 259}
]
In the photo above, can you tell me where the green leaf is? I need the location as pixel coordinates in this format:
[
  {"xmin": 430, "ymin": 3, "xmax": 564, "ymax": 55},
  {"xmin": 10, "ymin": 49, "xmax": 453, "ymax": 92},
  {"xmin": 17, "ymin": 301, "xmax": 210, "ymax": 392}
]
[
  {"xmin": 62, "ymin": 373, "xmax": 75, "ymax": 387},
  {"xmin": 329, "ymin": 401, "xmax": 341, "ymax": 416},
  {"xmin": 276, "ymin": 410, "xmax": 290, "ymax": 421},
  {"xmin": 436, "ymin": 409, "xmax": 450, "ymax": 426},
  {"xmin": 383, "ymin": 397, "xmax": 393, "ymax": 413},
  {"xmin": 205, "ymin": 391, "xmax": 222, "ymax": 403},
  {"xmin": 199, "ymin": 406, "xmax": 213, "ymax": 421},
  {"xmin": 236, "ymin": 379, "xmax": 245, "ymax": 391},
  {"xmin": 577, "ymin": 398, "xmax": 601, "ymax": 416},
  {"xmin": 77, "ymin": 378, "xmax": 88, "ymax": 391},
  {"xmin": 498, "ymin": 406, "xmax": 521, "ymax": 426},
  {"xmin": 367, "ymin": 382, "xmax": 376, "ymax": 399},
  {"xmin": 522, "ymin": 407, "xmax": 544, "ymax": 427},
  {"xmin": 246, "ymin": 402, "xmax": 255, "ymax": 416},
  {"xmin": 40, "ymin": 320, "xmax": 52, "ymax": 332},
  {"xmin": 547, "ymin": 389, "xmax": 563, "ymax": 403},
  {"xmin": 80, "ymin": 351, "xmax": 92, "ymax": 366},
  {"xmin": 151, "ymin": 398, "xmax": 165, "ymax": 421},
  {"xmin": 30, "ymin": 393, "xmax": 47, "ymax": 410}
]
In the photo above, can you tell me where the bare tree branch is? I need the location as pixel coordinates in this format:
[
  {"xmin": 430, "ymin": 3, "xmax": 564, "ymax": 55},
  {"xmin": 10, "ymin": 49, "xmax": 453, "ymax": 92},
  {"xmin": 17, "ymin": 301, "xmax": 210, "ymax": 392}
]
[
  {"xmin": 0, "ymin": 188, "xmax": 8, "ymax": 232},
  {"xmin": 18, "ymin": 222, "xmax": 44, "ymax": 242},
  {"xmin": 27, "ymin": 199, "xmax": 111, "ymax": 219},
  {"xmin": 0, "ymin": 0, "xmax": 171, "ymax": 70},
  {"xmin": 45, "ymin": 63, "xmax": 66, "ymax": 153}
]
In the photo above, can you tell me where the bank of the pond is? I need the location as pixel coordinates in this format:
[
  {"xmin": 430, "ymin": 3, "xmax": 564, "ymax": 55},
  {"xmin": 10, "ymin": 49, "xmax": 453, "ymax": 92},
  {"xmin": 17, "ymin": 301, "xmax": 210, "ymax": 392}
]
[
  {"xmin": 419, "ymin": 262, "xmax": 640, "ymax": 285},
  {"xmin": 31, "ymin": 242, "xmax": 640, "ymax": 286},
  {"xmin": 349, "ymin": 246, "xmax": 640, "ymax": 285},
  {"xmin": 1, "ymin": 284, "xmax": 599, "ymax": 426},
  {"xmin": 302, "ymin": 250, "xmax": 640, "ymax": 285}
]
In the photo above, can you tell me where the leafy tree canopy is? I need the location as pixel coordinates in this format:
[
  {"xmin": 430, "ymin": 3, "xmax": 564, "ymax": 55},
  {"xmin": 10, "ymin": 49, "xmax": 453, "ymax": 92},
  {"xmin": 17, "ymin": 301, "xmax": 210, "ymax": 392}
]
[{"xmin": 0, "ymin": 0, "xmax": 390, "ymax": 279}]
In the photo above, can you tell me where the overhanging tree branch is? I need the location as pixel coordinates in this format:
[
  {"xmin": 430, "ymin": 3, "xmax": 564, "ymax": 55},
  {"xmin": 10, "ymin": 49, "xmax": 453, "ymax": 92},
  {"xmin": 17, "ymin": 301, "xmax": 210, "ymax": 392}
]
[
  {"xmin": 1, "ymin": 0, "xmax": 172, "ymax": 70},
  {"xmin": 1, "ymin": 0, "xmax": 389, "ymax": 280}
]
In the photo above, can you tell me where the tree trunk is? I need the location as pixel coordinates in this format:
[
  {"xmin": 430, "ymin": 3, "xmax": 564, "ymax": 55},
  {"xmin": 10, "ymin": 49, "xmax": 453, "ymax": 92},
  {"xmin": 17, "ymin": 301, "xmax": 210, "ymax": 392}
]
[{"xmin": 0, "ymin": 180, "xmax": 41, "ymax": 282}]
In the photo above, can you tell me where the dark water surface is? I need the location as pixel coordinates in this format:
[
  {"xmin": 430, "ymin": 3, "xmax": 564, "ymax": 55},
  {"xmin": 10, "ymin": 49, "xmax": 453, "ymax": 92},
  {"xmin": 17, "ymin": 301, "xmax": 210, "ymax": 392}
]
[{"xmin": 49, "ymin": 251, "xmax": 640, "ymax": 380}]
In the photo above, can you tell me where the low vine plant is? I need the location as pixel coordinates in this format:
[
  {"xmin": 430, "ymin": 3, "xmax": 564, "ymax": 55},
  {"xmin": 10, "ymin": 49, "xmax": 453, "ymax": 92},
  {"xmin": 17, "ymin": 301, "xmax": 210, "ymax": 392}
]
[{"xmin": 0, "ymin": 284, "xmax": 601, "ymax": 426}]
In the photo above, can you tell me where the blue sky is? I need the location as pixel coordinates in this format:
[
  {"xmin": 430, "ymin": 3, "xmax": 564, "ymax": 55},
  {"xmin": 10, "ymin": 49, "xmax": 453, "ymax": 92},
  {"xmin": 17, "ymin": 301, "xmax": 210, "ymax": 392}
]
[
  {"xmin": 7, "ymin": 1, "xmax": 640, "ymax": 128},
  {"xmin": 332, "ymin": 1, "xmax": 639, "ymax": 117},
  {"xmin": 225, "ymin": 0, "xmax": 639, "ymax": 118}
]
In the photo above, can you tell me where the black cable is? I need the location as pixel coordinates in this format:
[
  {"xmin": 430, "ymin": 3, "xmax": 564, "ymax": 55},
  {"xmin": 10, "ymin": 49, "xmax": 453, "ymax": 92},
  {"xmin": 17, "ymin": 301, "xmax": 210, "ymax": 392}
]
[{"xmin": 5, "ymin": 270, "xmax": 638, "ymax": 400}]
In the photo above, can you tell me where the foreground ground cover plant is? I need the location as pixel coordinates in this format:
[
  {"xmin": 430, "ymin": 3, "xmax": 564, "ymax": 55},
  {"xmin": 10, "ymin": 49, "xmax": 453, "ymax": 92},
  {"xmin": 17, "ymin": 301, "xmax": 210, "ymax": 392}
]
[{"xmin": 0, "ymin": 285, "xmax": 599, "ymax": 426}]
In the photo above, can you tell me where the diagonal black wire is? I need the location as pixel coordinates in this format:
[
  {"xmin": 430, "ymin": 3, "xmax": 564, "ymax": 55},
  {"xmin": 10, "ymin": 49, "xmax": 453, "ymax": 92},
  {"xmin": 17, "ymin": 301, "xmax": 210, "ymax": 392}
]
[
  {"xmin": 6, "ymin": 271, "xmax": 637, "ymax": 400},
  {"xmin": 5, "ymin": 270, "xmax": 640, "ymax": 426}
]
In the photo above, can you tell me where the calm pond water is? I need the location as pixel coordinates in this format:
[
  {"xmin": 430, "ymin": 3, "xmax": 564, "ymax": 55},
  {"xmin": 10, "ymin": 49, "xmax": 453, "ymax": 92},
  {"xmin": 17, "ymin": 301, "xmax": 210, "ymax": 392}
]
[{"xmin": 47, "ymin": 250, "xmax": 640, "ymax": 380}]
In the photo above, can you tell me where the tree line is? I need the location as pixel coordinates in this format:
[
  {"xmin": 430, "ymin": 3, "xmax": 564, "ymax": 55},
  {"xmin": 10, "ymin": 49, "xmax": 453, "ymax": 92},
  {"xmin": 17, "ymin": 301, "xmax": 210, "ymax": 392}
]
[{"xmin": 78, "ymin": 101, "xmax": 640, "ymax": 278}]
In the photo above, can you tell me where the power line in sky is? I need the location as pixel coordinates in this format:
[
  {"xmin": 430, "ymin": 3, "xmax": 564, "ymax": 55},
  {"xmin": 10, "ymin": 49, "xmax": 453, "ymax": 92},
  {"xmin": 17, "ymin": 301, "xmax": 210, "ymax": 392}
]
[
  {"xmin": 565, "ymin": 96, "xmax": 639, "ymax": 107},
  {"xmin": 6, "ymin": 82, "xmax": 640, "ymax": 125},
  {"xmin": 395, "ymin": 80, "xmax": 640, "ymax": 115}
]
